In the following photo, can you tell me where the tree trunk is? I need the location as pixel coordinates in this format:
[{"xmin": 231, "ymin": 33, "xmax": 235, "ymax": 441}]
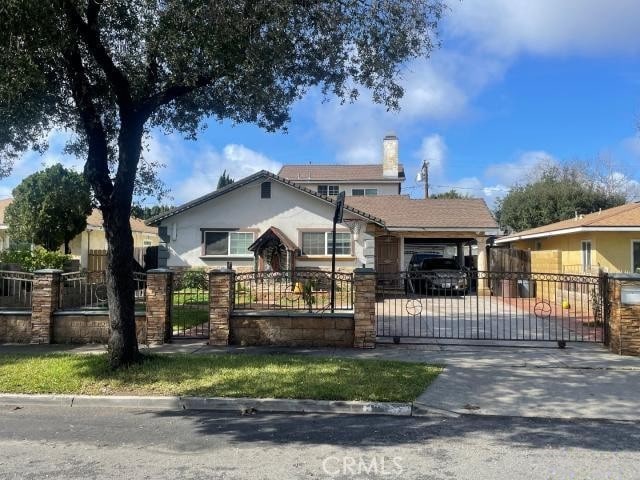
[
  {"xmin": 104, "ymin": 204, "xmax": 139, "ymax": 368},
  {"xmin": 103, "ymin": 117, "xmax": 145, "ymax": 368}
]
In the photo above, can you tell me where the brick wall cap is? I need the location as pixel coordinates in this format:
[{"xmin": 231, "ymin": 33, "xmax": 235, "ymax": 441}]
[
  {"xmin": 147, "ymin": 268, "xmax": 173, "ymax": 274},
  {"xmin": 209, "ymin": 269, "xmax": 234, "ymax": 275},
  {"xmin": 353, "ymin": 268, "xmax": 375, "ymax": 274},
  {"xmin": 34, "ymin": 269, "xmax": 63, "ymax": 274},
  {"xmin": 610, "ymin": 273, "xmax": 640, "ymax": 280}
]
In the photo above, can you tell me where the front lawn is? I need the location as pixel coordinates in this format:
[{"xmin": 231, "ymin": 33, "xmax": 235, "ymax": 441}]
[{"xmin": 0, "ymin": 354, "xmax": 441, "ymax": 402}]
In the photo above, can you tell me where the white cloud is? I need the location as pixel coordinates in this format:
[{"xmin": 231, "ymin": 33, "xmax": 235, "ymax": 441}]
[
  {"xmin": 447, "ymin": 0, "xmax": 640, "ymax": 57},
  {"xmin": 172, "ymin": 143, "xmax": 282, "ymax": 203},
  {"xmin": 415, "ymin": 134, "xmax": 447, "ymax": 174},
  {"xmin": 484, "ymin": 150, "xmax": 557, "ymax": 186},
  {"xmin": 622, "ymin": 136, "xmax": 640, "ymax": 158}
]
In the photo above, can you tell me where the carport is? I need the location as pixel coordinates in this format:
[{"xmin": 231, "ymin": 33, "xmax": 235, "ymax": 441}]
[{"xmin": 346, "ymin": 196, "xmax": 500, "ymax": 295}]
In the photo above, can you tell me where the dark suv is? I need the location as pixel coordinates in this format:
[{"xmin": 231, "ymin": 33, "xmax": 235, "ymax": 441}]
[
  {"xmin": 407, "ymin": 253, "xmax": 442, "ymax": 272},
  {"xmin": 406, "ymin": 257, "xmax": 468, "ymax": 295}
]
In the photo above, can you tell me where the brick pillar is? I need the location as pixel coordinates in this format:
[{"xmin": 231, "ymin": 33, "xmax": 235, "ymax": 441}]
[
  {"xmin": 209, "ymin": 269, "xmax": 234, "ymax": 346},
  {"xmin": 353, "ymin": 268, "xmax": 376, "ymax": 348},
  {"xmin": 607, "ymin": 274, "xmax": 640, "ymax": 356},
  {"xmin": 145, "ymin": 269, "xmax": 173, "ymax": 345},
  {"xmin": 31, "ymin": 269, "xmax": 62, "ymax": 344}
]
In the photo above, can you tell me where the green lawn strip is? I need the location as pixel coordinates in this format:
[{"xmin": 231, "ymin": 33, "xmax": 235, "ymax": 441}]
[{"xmin": 0, "ymin": 354, "xmax": 441, "ymax": 402}]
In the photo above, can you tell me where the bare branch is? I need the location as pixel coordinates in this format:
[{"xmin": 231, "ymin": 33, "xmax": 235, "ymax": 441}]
[{"xmin": 63, "ymin": 0, "xmax": 133, "ymax": 109}]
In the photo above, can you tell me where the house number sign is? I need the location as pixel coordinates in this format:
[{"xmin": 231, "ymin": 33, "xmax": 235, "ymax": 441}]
[{"xmin": 621, "ymin": 286, "xmax": 640, "ymax": 305}]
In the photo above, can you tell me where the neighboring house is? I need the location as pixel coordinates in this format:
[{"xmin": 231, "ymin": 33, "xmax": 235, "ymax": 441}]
[
  {"xmin": 148, "ymin": 136, "xmax": 500, "ymax": 273},
  {"xmin": 278, "ymin": 134, "xmax": 405, "ymax": 196},
  {"xmin": 494, "ymin": 202, "xmax": 640, "ymax": 274},
  {"xmin": 0, "ymin": 199, "xmax": 159, "ymax": 269}
]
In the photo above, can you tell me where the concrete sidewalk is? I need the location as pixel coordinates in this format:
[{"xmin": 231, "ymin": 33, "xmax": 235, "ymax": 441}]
[{"xmin": 2, "ymin": 340, "xmax": 640, "ymax": 420}]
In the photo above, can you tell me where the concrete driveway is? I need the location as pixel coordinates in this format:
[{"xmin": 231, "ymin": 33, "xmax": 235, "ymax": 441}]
[{"xmin": 376, "ymin": 295, "xmax": 603, "ymax": 342}]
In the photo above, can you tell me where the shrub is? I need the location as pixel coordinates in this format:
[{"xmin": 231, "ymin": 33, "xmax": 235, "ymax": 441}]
[
  {"xmin": 0, "ymin": 247, "xmax": 71, "ymax": 272},
  {"xmin": 180, "ymin": 269, "xmax": 208, "ymax": 291}
]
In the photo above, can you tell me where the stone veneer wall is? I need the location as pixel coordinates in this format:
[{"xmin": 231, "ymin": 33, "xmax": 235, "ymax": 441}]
[
  {"xmin": 607, "ymin": 276, "xmax": 640, "ymax": 356},
  {"xmin": 230, "ymin": 313, "xmax": 354, "ymax": 347},
  {"xmin": 52, "ymin": 312, "xmax": 147, "ymax": 345},
  {"xmin": 0, "ymin": 312, "xmax": 32, "ymax": 343}
]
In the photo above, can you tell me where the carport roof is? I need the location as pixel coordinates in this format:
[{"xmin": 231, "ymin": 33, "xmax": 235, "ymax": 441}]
[{"xmin": 345, "ymin": 196, "xmax": 499, "ymax": 231}]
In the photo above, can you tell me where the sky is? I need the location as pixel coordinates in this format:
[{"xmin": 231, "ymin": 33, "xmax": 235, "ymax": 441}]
[{"xmin": 2, "ymin": 0, "xmax": 640, "ymax": 208}]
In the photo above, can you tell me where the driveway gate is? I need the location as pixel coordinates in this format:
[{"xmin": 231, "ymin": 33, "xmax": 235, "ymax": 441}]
[{"xmin": 376, "ymin": 271, "xmax": 607, "ymax": 344}]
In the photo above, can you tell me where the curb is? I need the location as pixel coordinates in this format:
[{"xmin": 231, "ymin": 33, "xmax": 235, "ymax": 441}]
[{"xmin": 0, "ymin": 393, "xmax": 414, "ymax": 417}]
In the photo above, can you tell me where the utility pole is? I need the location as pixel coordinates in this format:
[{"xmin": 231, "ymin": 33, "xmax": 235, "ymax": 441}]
[{"xmin": 416, "ymin": 160, "xmax": 429, "ymax": 199}]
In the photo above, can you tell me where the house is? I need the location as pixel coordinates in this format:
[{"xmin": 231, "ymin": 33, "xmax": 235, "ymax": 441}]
[
  {"xmin": 148, "ymin": 136, "xmax": 500, "ymax": 277},
  {"xmin": 0, "ymin": 199, "xmax": 159, "ymax": 269},
  {"xmin": 494, "ymin": 202, "xmax": 640, "ymax": 274}
]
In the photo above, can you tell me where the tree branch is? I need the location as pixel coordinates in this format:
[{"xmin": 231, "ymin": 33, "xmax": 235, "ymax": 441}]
[
  {"xmin": 62, "ymin": 42, "xmax": 113, "ymax": 205},
  {"xmin": 63, "ymin": 0, "xmax": 133, "ymax": 109},
  {"xmin": 141, "ymin": 74, "xmax": 216, "ymax": 114}
]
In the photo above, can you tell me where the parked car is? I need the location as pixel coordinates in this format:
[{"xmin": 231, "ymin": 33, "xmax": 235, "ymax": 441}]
[
  {"xmin": 405, "ymin": 257, "xmax": 468, "ymax": 295},
  {"xmin": 407, "ymin": 253, "xmax": 442, "ymax": 272}
]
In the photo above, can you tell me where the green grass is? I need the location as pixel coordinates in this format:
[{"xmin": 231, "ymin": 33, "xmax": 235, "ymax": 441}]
[
  {"xmin": 172, "ymin": 288, "xmax": 208, "ymax": 332},
  {"xmin": 172, "ymin": 306, "xmax": 208, "ymax": 332},
  {"xmin": 0, "ymin": 354, "xmax": 441, "ymax": 402}
]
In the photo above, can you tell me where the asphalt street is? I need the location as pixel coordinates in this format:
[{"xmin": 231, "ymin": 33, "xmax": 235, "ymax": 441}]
[{"xmin": 1, "ymin": 405, "xmax": 639, "ymax": 479}]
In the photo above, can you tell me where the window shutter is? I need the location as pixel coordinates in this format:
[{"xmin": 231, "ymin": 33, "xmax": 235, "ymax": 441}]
[{"xmin": 261, "ymin": 182, "xmax": 271, "ymax": 199}]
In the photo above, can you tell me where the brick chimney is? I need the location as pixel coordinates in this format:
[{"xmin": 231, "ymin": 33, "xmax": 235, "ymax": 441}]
[{"xmin": 382, "ymin": 134, "xmax": 398, "ymax": 178}]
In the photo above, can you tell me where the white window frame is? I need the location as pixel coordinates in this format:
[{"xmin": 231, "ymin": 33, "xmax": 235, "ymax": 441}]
[
  {"xmin": 318, "ymin": 184, "xmax": 339, "ymax": 196},
  {"xmin": 351, "ymin": 188, "xmax": 378, "ymax": 196},
  {"xmin": 581, "ymin": 240, "xmax": 592, "ymax": 272},
  {"xmin": 301, "ymin": 231, "xmax": 352, "ymax": 256},
  {"xmin": 203, "ymin": 230, "xmax": 254, "ymax": 257},
  {"xmin": 631, "ymin": 240, "xmax": 640, "ymax": 273}
]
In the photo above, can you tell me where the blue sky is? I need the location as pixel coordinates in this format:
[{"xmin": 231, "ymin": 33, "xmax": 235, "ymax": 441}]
[{"xmin": 3, "ymin": 0, "xmax": 640, "ymax": 207}]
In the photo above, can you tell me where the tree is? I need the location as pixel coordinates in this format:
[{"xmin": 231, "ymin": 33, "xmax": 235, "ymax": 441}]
[
  {"xmin": 431, "ymin": 189, "xmax": 471, "ymax": 199},
  {"xmin": 217, "ymin": 170, "xmax": 234, "ymax": 190},
  {"xmin": 0, "ymin": 0, "xmax": 445, "ymax": 368},
  {"xmin": 495, "ymin": 164, "xmax": 626, "ymax": 232},
  {"xmin": 5, "ymin": 164, "xmax": 92, "ymax": 253}
]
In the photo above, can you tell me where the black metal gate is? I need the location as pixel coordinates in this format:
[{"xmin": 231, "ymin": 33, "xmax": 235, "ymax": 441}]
[
  {"xmin": 171, "ymin": 274, "xmax": 209, "ymax": 339},
  {"xmin": 376, "ymin": 270, "xmax": 607, "ymax": 344}
]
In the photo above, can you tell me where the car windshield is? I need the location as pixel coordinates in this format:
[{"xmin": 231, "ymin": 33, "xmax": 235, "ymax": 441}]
[
  {"xmin": 422, "ymin": 258, "xmax": 459, "ymax": 270},
  {"xmin": 411, "ymin": 254, "xmax": 440, "ymax": 264}
]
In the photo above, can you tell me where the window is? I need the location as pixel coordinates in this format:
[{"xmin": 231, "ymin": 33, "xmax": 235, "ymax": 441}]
[
  {"xmin": 301, "ymin": 231, "xmax": 351, "ymax": 256},
  {"xmin": 581, "ymin": 240, "xmax": 592, "ymax": 272},
  {"xmin": 351, "ymin": 188, "xmax": 378, "ymax": 196},
  {"xmin": 328, "ymin": 232, "xmax": 351, "ymax": 255},
  {"xmin": 632, "ymin": 241, "xmax": 640, "ymax": 273},
  {"xmin": 318, "ymin": 185, "xmax": 339, "ymax": 196},
  {"xmin": 261, "ymin": 182, "xmax": 271, "ymax": 199},
  {"xmin": 143, "ymin": 240, "xmax": 153, "ymax": 247},
  {"xmin": 204, "ymin": 231, "xmax": 254, "ymax": 256}
]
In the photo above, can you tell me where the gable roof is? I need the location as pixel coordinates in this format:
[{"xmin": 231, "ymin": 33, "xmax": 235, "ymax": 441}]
[
  {"xmin": 495, "ymin": 202, "xmax": 640, "ymax": 243},
  {"xmin": 278, "ymin": 164, "xmax": 405, "ymax": 182},
  {"xmin": 0, "ymin": 198, "xmax": 155, "ymax": 234},
  {"xmin": 146, "ymin": 170, "xmax": 385, "ymax": 226},
  {"xmin": 345, "ymin": 196, "xmax": 499, "ymax": 231}
]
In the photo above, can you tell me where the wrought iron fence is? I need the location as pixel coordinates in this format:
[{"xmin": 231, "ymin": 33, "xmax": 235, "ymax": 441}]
[
  {"xmin": 0, "ymin": 270, "xmax": 33, "ymax": 310},
  {"xmin": 376, "ymin": 270, "xmax": 606, "ymax": 343},
  {"xmin": 171, "ymin": 274, "xmax": 209, "ymax": 338},
  {"xmin": 234, "ymin": 270, "xmax": 354, "ymax": 312},
  {"xmin": 59, "ymin": 271, "xmax": 147, "ymax": 310}
]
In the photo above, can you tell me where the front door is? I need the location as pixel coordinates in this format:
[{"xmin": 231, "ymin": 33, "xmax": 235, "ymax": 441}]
[{"xmin": 375, "ymin": 235, "xmax": 400, "ymax": 275}]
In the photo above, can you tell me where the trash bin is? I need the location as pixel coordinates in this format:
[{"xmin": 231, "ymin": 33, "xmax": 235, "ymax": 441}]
[{"xmin": 517, "ymin": 279, "xmax": 536, "ymax": 298}]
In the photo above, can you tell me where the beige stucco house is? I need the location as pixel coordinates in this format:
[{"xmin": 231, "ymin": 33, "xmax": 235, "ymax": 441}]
[{"xmin": 0, "ymin": 199, "xmax": 158, "ymax": 269}]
